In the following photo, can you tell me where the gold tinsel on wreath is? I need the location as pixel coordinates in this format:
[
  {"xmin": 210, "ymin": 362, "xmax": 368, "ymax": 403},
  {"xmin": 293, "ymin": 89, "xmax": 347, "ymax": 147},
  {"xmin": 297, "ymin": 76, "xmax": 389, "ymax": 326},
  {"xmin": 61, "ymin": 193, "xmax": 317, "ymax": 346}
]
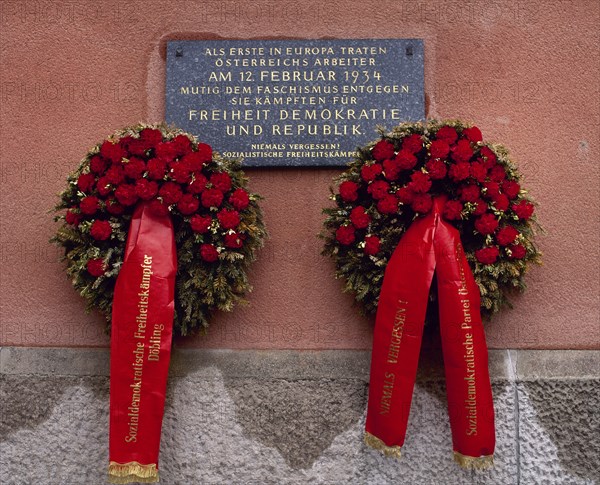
[{"xmin": 108, "ymin": 461, "xmax": 158, "ymax": 483}]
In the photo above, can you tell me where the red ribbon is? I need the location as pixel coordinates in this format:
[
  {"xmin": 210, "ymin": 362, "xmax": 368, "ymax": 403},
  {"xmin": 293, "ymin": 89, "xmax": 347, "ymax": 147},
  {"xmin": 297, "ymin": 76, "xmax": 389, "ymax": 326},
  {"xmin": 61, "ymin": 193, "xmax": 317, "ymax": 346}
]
[
  {"xmin": 365, "ymin": 197, "xmax": 495, "ymax": 468},
  {"xmin": 108, "ymin": 202, "xmax": 177, "ymax": 483}
]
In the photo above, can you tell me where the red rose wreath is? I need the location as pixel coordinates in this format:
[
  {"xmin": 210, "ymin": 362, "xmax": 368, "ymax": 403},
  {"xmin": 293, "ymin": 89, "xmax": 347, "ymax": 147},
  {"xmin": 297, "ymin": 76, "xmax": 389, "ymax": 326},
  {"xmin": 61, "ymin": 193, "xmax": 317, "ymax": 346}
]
[
  {"xmin": 323, "ymin": 120, "xmax": 542, "ymax": 318},
  {"xmin": 52, "ymin": 123, "xmax": 266, "ymax": 483},
  {"xmin": 52, "ymin": 123, "xmax": 266, "ymax": 336},
  {"xmin": 322, "ymin": 120, "xmax": 542, "ymax": 469}
]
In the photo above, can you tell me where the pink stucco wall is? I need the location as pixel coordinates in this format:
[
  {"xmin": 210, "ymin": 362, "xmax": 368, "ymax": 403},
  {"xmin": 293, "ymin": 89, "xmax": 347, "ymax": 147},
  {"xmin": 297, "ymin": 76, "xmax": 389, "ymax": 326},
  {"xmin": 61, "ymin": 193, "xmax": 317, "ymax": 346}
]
[{"xmin": 0, "ymin": 0, "xmax": 598, "ymax": 349}]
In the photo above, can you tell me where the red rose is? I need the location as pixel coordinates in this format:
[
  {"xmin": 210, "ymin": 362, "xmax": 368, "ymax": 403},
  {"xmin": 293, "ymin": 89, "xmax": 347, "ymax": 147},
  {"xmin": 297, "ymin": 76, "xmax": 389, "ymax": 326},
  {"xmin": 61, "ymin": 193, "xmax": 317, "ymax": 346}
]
[
  {"xmin": 475, "ymin": 246, "xmax": 499, "ymax": 265},
  {"xmin": 154, "ymin": 141, "xmax": 178, "ymax": 162},
  {"xmin": 106, "ymin": 166, "xmax": 125, "ymax": 185},
  {"xmin": 402, "ymin": 134, "xmax": 423, "ymax": 154},
  {"xmin": 508, "ymin": 244, "xmax": 526, "ymax": 259},
  {"xmin": 367, "ymin": 180, "xmax": 390, "ymax": 200},
  {"xmin": 126, "ymin": 138, "xmax": 150, "ymax": 156},
  {"xmin": 115, "ymin": 184, "xmax": 138, "ymax": 207},
  {"xmin": 350, "ymin": 206, "xmax": 371, "ymax": 229},
  {"xmin": 200, "ymin": 243, "xmax": 219, "ymax": 262},
  {"xmin": 475, "ymin": 213, "xmax": 499, "ymax": 235},
  {"xmin": 496, "ymin": 226, "xmax": 519, "ymax": 246},
  {"xmin": 473, "ymin": 199, "xmax": 488, "ymax": 215},
  {"xmin": 148, "ymin": 199, "xmax": 169, "ymax": 216},
  {"xmin": 180, "ymin": 153, "xmax": 200, "ymax": 171},
  {"xmin": 106, "ymin": 166, "xmax": 126, "ymax": 187},
  {"xmin": 96, "ymin": 176, "xmax": 112, "ymax": 197},
  {"xmin": 470, "ymin": 161, "xmax": 487, "ymax": 183},
  {"xmin": 451, "ymin": 139, "xmax": 473, "ymax": 163},
  {"xmin": 147, "ymin": 158, "xmax": 168, "ymax": 180},
  {"xmin": 429, "ymin": 139, "xmax": 450, "ymax": 159},
  {"xmin": 89, "ymin": 156, "xmax": 108, "ymax": 175},
  {"xmin": 118, "ymin": 134, "xmax": 133, "ymax": 149},
  {"xmin": 396, "ymin": 186, "xmax": 415, "ymax": 204},
  {"xmin": 105, "ymin": 198, "xmax": 125, "ymax": 216},
  {"xmin": 181, "ymin": 152, "xmax": 205, "ymax": 172},
  {"xmin": 364, "ymin": 235, "xmax": 381, "ymax": 255},
  {"xmin": 139, "ymin": 128, "xmax": 163, "ymax": 147},
  {"xmin": 100, "ymin": 140, "xmax": 125, "ymax": 163},
  {"xmin": 372, "ymin": 140, "xmax": 395, "ymax": 161},
  {"xmin": 229, "ymin": 188, "xmax": 250, "ymax": 210},
  {"xmin": 493, "ymin": 193, "xmax": 510, "ymax": 212},
  {"xmin": 188, "ymin": 174, "xmax": 208, "ymax": 194},
  {"xmin": 436, "ymin": 126, "xmax": 458, "ymax": 144},
  {"xmin": 443, "ymin": 200, "xmax": 463, "ymax": 220},
  {"xmin": 177, "ymin": 193, "xmax": 200, "ymax": 215},
  {"xmin": 77, "ymin": 173, "xmax": 96, "ymax": 193},
  {"xmin": 172, "ymin": 134, "xmax": 192, "ymax": 156},
  {"xmin": 449, "ymin": 162, "xmax": 471, "ymax": 182},
  {"xmin": 90, "ymin": 220, "xmax": 112, "ymax": 240},
  {"xmin": 201, "ymin": 188, "xmax": 224, "ymax": 208},
  {"xmin": 159, "ymin": 182, "xmax": 183, "ymax": 205},
  {"xmin": 377, "ymin": 195, "xmax": 399, "ymax": 214},
  {"xmin": 361, "ymin": 163, "xmax": 383, "ymax": 182},
  {"xmin": 217, "ymin": 209, "xmax": 241, "ymax": 229},
  {"xmin": 395, "ymin": 150, "xmax": 417, "ymax": 170},
  {"xmin": 80, "ymin": 196, "xmax": 99, "ymax": 215},
  {"xmin": 170, "ymin": 161, "xmax": 191, "ymax": 184},
  {"xmin": 489, "ymin": 164, "xmax": 507, "ymax": 182},
  {"xmin": 512, "ymin": 200, "xmax": 534, "ymax": 220},
  {"xmin": 425, "ymin": 159, "xmax": 447, "ymax": 180},
  {"xmin": 483, "ymin": 181, "xmax": 501, "ymax": 200},
  {"xmin": 224, "ymin": 232, "xmax": 245, "ymax": 249},
  {"xmin": 502, "ymin": 180, "xmax": 521, "ymax": 200},
  {"xmin": 383, "ymin": 158, "xmax": 401, "ymax": 181},
  {"xmin": 120, "ymin": 136, "xmax": 137, "ymax": 152},
  {"xmin": 210, "ymin": 172, "xmax": 232, "ymax": 192},
  {"xmin": 123, "ymin": 157, "xmax": 146, "ymax": 180},
  {"xmin": 118, "ymin": 135, "xmax": 133, "ymax": 151},
  {"xmin": 121, "ymin": 135, "xmax": 134, "ymax": 148},
  {"xmin": 65, "ymin": 210, "xmax": 81, "ymax": 226},
  {"xmin": 335, "ymin": 225, "xmax": 355, "ymax": 245},
  {"xmin": 463, "ymin": 126, "xmax": 483, "ymax": 143},
  {"xmin": 411, "ymin": 193, "xmax": 433, "ymax": 213},
  {"xmin": 135, "ymin": 179, "xmax": 158, "ymax": 200},
  {"xmin": 460, "ymin": 184, "xmax": 480, "ymax": 202},
  {"xmin": 117, "ymin": 135, "xmax": 133, "ymax": 151},
  {"xmin": 190, "ymin": 214, "xmax": 212, "ymax": 233},
  {"xmin": 408, "ymin": 171, "xmax": 432, "ymax": 193},
  {"xmin": 339, "ymin": 181, "xmax": 359, "ymax": 202},
  {"xmin": 86, "ymin": 258, "xmax": 106, "ymax": 277},
  {"xmin": 195, "ymin": 143, "xmax": 213, "ymax": 164},
  {"xmin": 479, "ymin": 146, "xmax": 497, "ymax": 165}
]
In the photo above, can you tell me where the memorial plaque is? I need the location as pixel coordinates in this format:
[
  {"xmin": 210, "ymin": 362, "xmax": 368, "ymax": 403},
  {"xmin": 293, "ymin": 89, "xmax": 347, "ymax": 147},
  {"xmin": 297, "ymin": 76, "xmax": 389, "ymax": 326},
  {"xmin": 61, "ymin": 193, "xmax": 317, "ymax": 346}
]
[{"xmin": 166, "ymin": 39, "xmax": 424, "ymax": 167}]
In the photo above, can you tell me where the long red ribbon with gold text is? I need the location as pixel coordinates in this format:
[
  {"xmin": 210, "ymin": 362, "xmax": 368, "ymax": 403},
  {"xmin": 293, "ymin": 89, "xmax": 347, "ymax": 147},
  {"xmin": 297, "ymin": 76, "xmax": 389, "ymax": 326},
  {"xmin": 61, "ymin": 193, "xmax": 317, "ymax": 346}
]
[
  {"xmin": 365, "ymin": 197, "xmax": 495, "ymax": 469},
  {"xmin": 108, "ymin": 202, "xmax": 177, "ymax": 483}
]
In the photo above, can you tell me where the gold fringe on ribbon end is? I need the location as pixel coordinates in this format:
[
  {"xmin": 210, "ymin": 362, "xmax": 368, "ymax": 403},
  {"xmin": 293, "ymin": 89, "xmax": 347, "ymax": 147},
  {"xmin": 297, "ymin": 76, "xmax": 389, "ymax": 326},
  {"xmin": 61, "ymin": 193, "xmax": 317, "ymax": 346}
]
[
  {"xmin": 453, "ymin": 451, "xmax": 494, "ymax": 470},
  {"xmin": 108, "ymin": 461, "xmax": 159, "ymax": 484},
  {"xmin": 364, "ymin": 432, "xmax": 402, "ymax": 459}
]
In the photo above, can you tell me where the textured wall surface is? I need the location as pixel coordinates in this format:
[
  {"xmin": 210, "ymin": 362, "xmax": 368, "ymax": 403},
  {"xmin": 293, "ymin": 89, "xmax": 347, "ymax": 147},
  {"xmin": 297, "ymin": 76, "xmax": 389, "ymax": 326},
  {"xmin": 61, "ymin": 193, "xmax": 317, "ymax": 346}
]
[
  {"xmin": 1, "ymin": 348, "xmax": 599, "ymax": 484},
  {"xmin": 0, "ymin": 0, "xmax": 599, "ymax": 349}
]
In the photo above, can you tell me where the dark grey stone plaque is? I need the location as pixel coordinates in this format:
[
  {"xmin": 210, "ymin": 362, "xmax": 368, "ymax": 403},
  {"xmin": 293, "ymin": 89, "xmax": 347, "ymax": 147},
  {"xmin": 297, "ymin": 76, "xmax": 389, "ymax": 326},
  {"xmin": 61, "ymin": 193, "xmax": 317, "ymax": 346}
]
[{"xmin": 166, "ymin": 39, "xmax": 424, "ymax": 167}]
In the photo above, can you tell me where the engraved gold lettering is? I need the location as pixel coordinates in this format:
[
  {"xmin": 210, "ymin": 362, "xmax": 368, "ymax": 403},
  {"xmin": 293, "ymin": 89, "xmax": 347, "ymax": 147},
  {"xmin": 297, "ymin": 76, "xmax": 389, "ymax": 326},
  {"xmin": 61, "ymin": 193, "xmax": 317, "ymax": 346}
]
[
  {"xmin": 387, "ymin": 300, "xmax": 408, "ymax": 364},
  {"xmin": 379, "ymin": 372, "xmax": 395, "ymax": 415},
  {"xmin": 125, "ymin": 255, "xmax": 154, "ymax": 444},
  {"xmin": 457, "ymin": 244, "xmax": 478, "ymax": 437}
]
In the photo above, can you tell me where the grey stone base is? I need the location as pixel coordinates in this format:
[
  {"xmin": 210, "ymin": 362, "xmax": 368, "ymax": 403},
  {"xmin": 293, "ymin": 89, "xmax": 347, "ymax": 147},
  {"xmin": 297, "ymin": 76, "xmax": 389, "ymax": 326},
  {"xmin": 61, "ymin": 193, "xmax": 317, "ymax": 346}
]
[{"xmin": 1, "ymin": 348, "xmax": 598, "ymax": 484}]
